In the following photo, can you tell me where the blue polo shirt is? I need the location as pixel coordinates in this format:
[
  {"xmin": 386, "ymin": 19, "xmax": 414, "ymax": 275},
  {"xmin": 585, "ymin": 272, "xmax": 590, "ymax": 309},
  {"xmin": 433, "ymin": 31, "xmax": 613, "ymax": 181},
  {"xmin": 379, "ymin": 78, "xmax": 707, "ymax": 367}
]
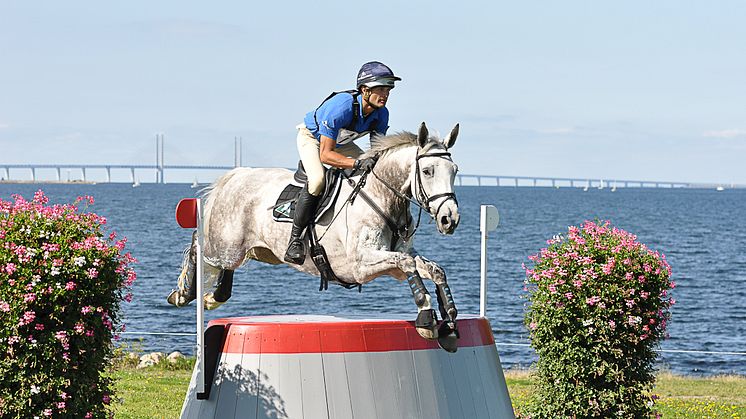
[{"xmin": 303, "ymin": 92, "xmax": 389, "ymax": 143}]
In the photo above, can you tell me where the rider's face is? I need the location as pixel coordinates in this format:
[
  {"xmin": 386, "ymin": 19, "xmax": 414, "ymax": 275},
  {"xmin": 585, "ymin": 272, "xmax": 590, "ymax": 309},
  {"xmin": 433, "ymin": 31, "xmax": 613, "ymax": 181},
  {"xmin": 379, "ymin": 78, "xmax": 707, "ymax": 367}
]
[{"xmin": 364, "ymin": 86, "xmax": 392, "ymax": 109}]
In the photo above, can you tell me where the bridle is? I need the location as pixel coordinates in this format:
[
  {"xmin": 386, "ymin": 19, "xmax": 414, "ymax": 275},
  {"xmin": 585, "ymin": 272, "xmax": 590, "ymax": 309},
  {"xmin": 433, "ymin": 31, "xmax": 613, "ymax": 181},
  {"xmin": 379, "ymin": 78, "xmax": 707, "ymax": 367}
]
[
  {"xmin": 364, "ymin": 146, "xmax": 458, "ymax": 244},
  {"xmin": 412, "ymin": 149, "xmax": 458, "ymax": 219}
]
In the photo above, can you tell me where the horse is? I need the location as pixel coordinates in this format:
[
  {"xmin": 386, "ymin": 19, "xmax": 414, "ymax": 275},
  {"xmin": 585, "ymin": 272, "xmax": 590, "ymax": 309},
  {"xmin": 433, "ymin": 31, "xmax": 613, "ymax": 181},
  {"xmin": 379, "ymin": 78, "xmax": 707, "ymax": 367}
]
[{"xmin": 167, "ymin": 122, "xmax": 462, "ymax": 350}]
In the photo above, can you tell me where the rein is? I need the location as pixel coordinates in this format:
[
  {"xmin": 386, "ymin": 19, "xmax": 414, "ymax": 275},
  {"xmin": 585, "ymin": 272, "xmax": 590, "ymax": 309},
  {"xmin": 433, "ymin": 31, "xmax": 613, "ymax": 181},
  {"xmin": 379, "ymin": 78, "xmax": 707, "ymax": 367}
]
[{"xmin": 317, "ymin": 147, "xmax": 456, "ymax": 250}]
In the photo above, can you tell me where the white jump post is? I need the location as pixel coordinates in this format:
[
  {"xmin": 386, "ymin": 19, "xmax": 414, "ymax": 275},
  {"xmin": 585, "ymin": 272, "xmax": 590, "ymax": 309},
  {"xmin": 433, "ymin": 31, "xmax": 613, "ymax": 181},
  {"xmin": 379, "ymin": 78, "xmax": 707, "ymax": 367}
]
[
  {"xmin": 480, "ymin": 205, "xmax": 499, "ymax": 318},
  {"xmin": 175, "ymin": 198, "xmax": 206, "ymax": 398}
]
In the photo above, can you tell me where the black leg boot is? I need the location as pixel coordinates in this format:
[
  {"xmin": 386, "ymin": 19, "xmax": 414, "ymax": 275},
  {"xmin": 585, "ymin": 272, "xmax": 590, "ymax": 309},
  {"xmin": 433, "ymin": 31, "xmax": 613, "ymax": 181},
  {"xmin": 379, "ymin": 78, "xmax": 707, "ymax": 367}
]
[{"xmin": 284, "ymin": 185, "xmax": 320, "ymax": 265}]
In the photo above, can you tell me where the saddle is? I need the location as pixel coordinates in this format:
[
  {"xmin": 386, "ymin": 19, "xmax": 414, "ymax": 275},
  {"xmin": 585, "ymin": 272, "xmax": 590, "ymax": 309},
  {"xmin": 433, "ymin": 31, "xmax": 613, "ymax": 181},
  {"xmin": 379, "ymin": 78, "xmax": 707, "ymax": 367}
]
[
  {"xmin": 271, "ymin": 161, "xmax": 362, "ymax": 292},
  {"xmin": 271, "ymin": 161, "xmax": 348, "ymax": 223}
]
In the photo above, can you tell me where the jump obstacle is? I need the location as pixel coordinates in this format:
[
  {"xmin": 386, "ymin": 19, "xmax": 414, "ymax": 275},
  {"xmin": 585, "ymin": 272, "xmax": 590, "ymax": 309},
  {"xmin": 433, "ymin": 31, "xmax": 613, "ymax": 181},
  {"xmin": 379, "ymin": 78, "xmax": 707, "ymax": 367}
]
[{"xmin": 175, "ymin": 199, "xmax": 514, "ymax": 418}]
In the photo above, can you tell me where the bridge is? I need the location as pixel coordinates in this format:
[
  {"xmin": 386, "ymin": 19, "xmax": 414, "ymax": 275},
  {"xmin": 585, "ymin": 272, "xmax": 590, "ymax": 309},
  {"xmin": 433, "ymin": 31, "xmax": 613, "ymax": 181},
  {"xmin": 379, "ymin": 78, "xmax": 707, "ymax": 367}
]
[
  {"xmin": 0, "ymin": 136, "xmax": 741, "ymax": 189},
  {"xmin": 0, "ymin": 163, "xmax": 234, "ymax": 183},
  {"xmin": 456, "ymin": 175, "xmax": 698, "ymax": 189},
  {"xmin": 2, "ymin": 163, "xmax": 738, "ymax": 189}
]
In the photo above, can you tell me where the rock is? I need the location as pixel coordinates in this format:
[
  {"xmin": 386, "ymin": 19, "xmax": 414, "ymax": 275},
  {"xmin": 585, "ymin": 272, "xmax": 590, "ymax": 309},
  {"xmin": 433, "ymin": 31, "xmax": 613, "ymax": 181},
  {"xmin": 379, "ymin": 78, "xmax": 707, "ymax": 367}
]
[
  {"xmin": 137, "ymin": 352, "xmax": 165, "ymax": 368},
  {"xmin": 167, "ymin": 351, "xmax": 185, "ymax": 363}
]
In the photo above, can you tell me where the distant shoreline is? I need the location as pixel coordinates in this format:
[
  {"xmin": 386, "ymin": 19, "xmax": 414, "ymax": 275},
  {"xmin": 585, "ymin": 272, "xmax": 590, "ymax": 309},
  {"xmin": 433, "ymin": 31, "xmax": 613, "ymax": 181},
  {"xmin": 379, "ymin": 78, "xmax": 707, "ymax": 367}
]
[{"xmin": 0, "ymin": 180, "xmax": 97, "ymax": 185}]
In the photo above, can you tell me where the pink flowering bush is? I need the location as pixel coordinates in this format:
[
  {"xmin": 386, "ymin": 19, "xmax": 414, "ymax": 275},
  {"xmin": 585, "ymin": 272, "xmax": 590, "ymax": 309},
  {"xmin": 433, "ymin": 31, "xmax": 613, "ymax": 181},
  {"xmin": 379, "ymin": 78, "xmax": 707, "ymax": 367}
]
[
  {"xmin": 0, "ymin": 191, "xmax": 136, "ymax": 418},
  {"xmin": 523, "ymin": 220, "xmax": 675, "ymax": 418}
]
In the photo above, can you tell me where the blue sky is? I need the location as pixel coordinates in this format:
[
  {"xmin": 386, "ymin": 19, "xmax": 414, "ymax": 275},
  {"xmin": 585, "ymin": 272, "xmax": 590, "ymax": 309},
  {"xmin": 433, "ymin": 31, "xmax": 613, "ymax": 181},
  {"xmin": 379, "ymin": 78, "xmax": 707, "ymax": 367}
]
[{"xmin": 1, "ymin": 1, "xmax": 745, "ymax": 184}]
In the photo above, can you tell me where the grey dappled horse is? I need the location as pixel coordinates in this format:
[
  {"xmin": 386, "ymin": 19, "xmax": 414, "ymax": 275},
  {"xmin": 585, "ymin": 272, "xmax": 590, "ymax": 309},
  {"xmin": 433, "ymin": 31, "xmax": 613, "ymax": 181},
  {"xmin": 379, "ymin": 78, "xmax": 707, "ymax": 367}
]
[{"xmin": 168, "ymin": 123, "xmax": 462, "ymax": 350}]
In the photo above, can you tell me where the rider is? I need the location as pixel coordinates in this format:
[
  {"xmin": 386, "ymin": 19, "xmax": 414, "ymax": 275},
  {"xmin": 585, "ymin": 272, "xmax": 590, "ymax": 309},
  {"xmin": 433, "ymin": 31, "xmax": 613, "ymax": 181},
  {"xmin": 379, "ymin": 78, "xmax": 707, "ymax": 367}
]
[{"xmin": 284, "ymin": 61, "xmax": 402, "ymax": 265}]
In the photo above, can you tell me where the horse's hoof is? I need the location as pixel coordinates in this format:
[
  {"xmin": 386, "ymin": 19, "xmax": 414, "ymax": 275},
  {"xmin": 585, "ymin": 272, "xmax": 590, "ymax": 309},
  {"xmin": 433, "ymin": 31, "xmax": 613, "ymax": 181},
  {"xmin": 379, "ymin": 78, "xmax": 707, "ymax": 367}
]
[
  {"xmin": 166, "ymin": 290, "xmax": 192, "ymax": 307},
  {"xmin": 437, "ymin": 333, "xmax": 458, "ymax": 353},
  {"xmin": 437, "ymin": 321, "xmax": 459, "ymax": 353},
  {"xmin": 417, "ymin": 327, "xmax": 438, "ymax": 340},
  {"xmin": 415, "ymin": 309, "xmax": 439, "ymax": 340},
  {"xmin": 204, "ymin": 293, "xmax": 225, "ymax": 310}
]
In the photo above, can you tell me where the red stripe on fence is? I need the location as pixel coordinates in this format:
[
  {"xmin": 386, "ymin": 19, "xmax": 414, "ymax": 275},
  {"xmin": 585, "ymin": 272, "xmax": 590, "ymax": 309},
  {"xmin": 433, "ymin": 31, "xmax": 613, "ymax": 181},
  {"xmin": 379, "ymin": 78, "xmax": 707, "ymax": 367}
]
[{"xmin": 208, "ymin": 316, "xmax": 495, "ymax": 354}]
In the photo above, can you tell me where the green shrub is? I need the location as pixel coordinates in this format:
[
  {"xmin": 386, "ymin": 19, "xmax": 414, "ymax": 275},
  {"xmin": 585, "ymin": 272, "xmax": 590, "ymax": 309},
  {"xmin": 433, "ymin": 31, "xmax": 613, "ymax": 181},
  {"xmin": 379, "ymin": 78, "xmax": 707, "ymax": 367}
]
[
  {"xmin": 523, "ymin": 220, "xmax": 675, "ymax": 418},
  {"xmin": 0, "ymin": 191, "xmax": 136, "ymax": 418}
]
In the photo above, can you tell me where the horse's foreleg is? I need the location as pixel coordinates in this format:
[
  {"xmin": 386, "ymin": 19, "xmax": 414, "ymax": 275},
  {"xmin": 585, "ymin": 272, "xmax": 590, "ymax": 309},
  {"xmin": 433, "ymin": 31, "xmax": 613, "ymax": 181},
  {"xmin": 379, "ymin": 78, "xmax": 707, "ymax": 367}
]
[
  {"xmin": 407, "ymin": 272, "xmax": 439, "ymax": 340},
  {"xmin": 415, "ymin": 256, "xmax": 455, "ymax": 317},
  {"xmin": 415, "ymin": 256, "xmax": 457, "ymax": 322},
  {"xmin": 415, "ymin": 256, "xmax": 459, "ymax": 352},
  {"xmin": 352, "ymin": 251, "xmax": 438, "ymax": 340}
]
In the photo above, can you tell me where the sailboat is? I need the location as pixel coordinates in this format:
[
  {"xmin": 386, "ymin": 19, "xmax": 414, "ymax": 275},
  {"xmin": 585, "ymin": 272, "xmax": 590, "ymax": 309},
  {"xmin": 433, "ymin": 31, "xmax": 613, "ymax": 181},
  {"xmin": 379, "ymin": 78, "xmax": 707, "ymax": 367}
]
[
  {"xmin": 132, "ymin": 177, "xmax": 141, "ymax": 188},
  {"xmin": 611, "ymin": 181, "xmax": 617, "ymax": 192},
  {"xmin": 598, "ymin": 179, "xmax": 604, "ymax": 190},
  {"xmin": 191, "ymin": 178, "xmax": 200, "ymax": 189},
  {"xmin": 583, "ymin": 180, "xmax": 589, "ymax": 191},
  {"xmin": 716, "ymin": 185, "xmax": 725, "ymax": 191}
]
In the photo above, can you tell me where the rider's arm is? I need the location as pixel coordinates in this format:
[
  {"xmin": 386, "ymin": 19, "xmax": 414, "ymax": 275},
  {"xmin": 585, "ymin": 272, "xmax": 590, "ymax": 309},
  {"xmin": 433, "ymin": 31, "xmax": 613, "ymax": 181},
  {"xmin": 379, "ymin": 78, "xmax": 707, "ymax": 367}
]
[{"xmin": 319, "ymin": 135, "xmax": 356, "ymax": 169}]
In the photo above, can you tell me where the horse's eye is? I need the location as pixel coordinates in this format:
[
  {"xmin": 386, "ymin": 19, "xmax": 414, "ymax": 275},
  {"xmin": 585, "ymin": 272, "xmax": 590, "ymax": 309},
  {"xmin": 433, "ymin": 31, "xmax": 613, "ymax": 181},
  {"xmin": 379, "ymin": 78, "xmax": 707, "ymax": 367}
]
[{"xmin": 422, "ymin": 167, "xmax": 434, "ymax": 177}]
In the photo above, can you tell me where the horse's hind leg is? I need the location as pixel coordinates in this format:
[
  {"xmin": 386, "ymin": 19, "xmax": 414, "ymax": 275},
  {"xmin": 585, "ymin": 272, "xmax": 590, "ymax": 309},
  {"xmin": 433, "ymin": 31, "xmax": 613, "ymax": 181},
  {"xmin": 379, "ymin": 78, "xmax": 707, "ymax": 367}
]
[
  {"xmin": 167, "ymin": 232, "xmax": 198, "ymax": 307},
  {"xmin": 166, "ymin": 231, "xmax": 235, "ymax": 310},
  {"xmin": 203, "ymin": 268, "xmax": 234, "ymax": 310},
  {"xmin": 199, "ymin": 263, "xmax": 231, "ymax": 310}
]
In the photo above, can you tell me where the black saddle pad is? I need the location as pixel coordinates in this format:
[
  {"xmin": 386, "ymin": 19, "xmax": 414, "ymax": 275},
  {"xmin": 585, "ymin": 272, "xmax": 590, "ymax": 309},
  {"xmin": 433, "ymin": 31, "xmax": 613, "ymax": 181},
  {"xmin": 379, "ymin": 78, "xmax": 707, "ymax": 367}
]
[{"xmin": 272, "ymin": 169, "xmax": 346, "ymax": 223}]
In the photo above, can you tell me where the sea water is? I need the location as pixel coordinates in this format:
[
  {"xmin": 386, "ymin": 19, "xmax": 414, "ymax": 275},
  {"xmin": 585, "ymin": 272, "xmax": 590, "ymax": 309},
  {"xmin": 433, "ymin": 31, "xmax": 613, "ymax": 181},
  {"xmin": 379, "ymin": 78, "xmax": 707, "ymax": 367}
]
[{"xmin": 2, "ymin": 183, "xmax": 744, "ymax": 375}]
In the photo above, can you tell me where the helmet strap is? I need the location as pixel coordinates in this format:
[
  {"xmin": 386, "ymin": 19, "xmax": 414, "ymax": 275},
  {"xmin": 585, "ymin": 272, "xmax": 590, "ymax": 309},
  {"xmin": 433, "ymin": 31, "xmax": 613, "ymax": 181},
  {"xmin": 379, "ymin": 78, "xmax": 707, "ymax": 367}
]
[{"xmin": 360, "ymin": 92, "xmax": 379, "ymax": 114}]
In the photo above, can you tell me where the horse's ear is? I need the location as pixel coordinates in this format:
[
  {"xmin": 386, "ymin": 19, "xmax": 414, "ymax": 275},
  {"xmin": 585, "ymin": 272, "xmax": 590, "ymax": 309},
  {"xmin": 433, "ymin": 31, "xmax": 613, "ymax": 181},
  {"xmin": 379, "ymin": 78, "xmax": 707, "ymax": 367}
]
[
  {"xmin": 417, "ymin": 122, "xmax": 428, "ymax": 148},
  {"xmin": 443, "ymin": 123, "xmax": 459, "ymax": 149}
]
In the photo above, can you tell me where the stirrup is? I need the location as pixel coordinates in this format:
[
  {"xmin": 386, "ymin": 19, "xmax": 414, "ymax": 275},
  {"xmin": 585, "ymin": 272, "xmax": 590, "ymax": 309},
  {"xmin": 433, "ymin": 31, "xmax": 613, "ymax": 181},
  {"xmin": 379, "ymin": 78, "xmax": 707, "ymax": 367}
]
[{"xmin": 283, "ymin": 239, "xmax": 306, "ymax": 265}]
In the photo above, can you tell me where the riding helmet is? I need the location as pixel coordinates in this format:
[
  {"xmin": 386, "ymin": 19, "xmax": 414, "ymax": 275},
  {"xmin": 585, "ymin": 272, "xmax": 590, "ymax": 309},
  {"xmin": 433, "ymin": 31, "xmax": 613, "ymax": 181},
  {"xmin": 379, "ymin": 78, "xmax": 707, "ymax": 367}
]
[{"xmin": 356, "ymin": 61, "xmax": 402, "ymax": 88}]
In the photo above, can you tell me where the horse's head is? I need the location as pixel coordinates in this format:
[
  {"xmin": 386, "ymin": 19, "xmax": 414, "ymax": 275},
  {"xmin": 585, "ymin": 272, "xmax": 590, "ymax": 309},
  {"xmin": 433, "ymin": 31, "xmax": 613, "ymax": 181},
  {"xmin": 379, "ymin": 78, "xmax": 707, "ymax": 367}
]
[{"xmin": 410, "ymin": 122, "xmax": 461, "ymax": 235}]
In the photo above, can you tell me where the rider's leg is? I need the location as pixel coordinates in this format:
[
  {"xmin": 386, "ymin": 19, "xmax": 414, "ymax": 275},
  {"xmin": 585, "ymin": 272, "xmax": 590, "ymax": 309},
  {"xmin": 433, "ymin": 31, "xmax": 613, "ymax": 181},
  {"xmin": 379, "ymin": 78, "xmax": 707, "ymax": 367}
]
[
  {"xmin": 284, "ymin": 184, "xmax": 320, "ymax": 264},
  {"xmin": 284, "ymin": 125, "xmax": 324, "ymax": 264}
]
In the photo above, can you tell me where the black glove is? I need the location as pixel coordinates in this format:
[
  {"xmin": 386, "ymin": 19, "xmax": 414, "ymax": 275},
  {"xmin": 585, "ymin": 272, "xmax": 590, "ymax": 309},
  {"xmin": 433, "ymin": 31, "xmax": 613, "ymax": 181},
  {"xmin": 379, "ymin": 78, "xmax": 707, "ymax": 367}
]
[{"xmin": 353, "ymin": 156, "xmax": 378, "ymax": 174}]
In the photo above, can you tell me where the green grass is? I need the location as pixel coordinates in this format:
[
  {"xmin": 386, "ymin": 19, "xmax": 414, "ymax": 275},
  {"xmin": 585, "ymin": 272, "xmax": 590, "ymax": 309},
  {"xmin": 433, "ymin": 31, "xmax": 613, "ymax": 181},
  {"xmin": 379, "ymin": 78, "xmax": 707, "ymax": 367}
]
[
  {"xmin": 505, "ymin": 370, "xmax": 746, "ymax": 418},
  {"xmin": 110, "ymin": 368, "xmax": 192, "ymax": 419},
  {"xmin": 110, "ymin": 361, "xmax": 746, "ymax": 418}
]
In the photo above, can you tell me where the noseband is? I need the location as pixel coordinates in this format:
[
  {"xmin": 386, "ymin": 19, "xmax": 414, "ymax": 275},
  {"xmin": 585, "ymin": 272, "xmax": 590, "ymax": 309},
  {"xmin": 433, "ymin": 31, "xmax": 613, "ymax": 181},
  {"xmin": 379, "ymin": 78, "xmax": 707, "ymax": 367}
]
[{"xmin": 414, "ymin": 150, "xmax": 458, "ymax": 219}]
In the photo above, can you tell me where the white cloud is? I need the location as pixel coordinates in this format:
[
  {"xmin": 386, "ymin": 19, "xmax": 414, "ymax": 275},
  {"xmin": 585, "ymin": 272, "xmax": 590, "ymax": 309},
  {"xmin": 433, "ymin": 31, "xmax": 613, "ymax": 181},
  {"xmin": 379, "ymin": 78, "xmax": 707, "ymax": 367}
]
[
  {"xmin": 537, "ymin": 127, "xmax": 575, "ymax": 134},
  {"xmin": 703, "ymin": 129, "xmax": 746, "ymax": 139}
]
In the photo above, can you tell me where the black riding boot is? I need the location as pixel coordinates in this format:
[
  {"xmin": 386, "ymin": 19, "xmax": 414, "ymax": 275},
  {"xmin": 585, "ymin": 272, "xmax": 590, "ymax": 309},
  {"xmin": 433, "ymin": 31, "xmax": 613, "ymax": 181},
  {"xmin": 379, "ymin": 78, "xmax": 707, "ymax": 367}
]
[{"xmin": 284, "ymin": 185, "xmax": 320, "ymax": 265}]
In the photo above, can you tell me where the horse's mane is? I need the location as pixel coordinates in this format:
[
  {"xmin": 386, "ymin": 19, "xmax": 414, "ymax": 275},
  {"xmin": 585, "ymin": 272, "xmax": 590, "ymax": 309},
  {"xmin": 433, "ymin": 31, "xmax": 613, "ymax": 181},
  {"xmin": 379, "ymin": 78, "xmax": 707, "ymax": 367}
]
[{"xmin": 361, "ymin": 131, "xmax": 440, "ymax": 159}]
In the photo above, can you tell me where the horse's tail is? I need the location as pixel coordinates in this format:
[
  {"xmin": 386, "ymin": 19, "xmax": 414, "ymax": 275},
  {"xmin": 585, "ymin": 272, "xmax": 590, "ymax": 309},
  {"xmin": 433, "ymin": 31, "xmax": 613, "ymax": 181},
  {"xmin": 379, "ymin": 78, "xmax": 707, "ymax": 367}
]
[
  {"xmin": 177, "ymin": 240, "xmax": 192, "ymax": 283},
  {"xmin": 199, "ymin": 168, "xmax": 242, "ymax": 237}
]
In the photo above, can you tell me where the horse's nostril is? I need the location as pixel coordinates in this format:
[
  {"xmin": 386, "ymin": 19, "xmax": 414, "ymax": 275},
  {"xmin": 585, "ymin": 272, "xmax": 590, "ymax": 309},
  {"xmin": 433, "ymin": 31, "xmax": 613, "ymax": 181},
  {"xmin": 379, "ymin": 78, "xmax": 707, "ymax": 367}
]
[{"xmin": 441, "ymin": 216, "xmax": 450, "ymax": 226}]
